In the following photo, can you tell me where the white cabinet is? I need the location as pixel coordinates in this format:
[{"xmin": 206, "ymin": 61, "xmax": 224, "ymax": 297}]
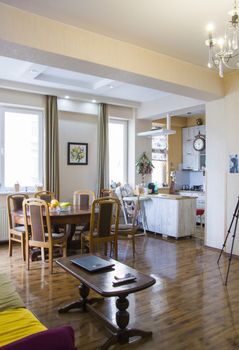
[
  {"xmin": 142, "ymin": 196, "xmax": 196, "ymax": 238},
  {"xmin": 178, "ymin": 191, "xmax": 205, "ymax": 224},
  {"xmin": 178, "ymin": 191, "xmax": 205, "ymax": 209},
  {"xmin": 182, "ymin": 125, "xmax": 206, "ymax": 171}
]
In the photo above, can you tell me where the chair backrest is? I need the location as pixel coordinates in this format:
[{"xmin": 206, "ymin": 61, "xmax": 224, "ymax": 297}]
[
  {"xmin": 7, "ymin": 193, "xmax": 29, "ymax": 229},
  {"xmin": 114, "ymin": 186, "xmax": 129, "ymax": 224},
  {"xmin": 90, "ymin": 197, "xmax": 120, "ymax": 239},
  {"xmin": 23, "ymin": 198, "xmax": 52, "ymax": 243},
  {"xmin": 130, "ymin": 197, "xmax": 140, "ymax": 227},
  {"xmin": 73, "ymin": 190, "xmax": 95, "ymax": 209},
  {"xmin": 34, "ymin": 191, "xmax": 55, "ymax": 203},
  {"xmin": 100, "ymin": 189, "xmax": 114, "ymax": 197}
]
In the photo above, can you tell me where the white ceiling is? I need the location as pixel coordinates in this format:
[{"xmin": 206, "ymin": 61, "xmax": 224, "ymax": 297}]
[
  {"xmin": 0, "ymin": 0, "xmax": 233, "ymax": 67},
  {"xmin": 0, "ymin": 56, "xmax": 170, "ymax": 104}
]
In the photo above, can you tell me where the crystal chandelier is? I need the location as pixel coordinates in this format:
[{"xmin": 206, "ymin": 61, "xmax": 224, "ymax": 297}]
[{"xmin": 205, "ymin": 0, "xmax": 239, "ymax": 78}]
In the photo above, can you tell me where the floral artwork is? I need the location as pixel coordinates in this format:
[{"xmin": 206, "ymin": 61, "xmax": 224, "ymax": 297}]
[
  {"xmin": 67, "ymin": 143, "xmax": 88, "ymax": 165},
  {"xmin": 136, "ymin": 152, "xmax": 154, "ymax": 183}
]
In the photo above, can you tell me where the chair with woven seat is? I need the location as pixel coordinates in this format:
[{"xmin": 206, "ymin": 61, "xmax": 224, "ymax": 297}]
[
  {"xmin": 112, "ymin": 197, "xmax": 140, "ymax": 258},
  {"xmin": 34, "ymin": 190, "xmax": 55, "ymax": 203},
  {"xmin": 7, "ymin": 193, "xmax": 29, "ymax": 260},
  {"xmin": 23, "ymin": 198, "xmax": 67, "ymax": 273},
  {"xmin": 81, "ymin": 197, "xmax": 120, "ymax": 259}
]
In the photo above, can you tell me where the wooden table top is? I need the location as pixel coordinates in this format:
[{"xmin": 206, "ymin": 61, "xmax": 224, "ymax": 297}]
[
  {"xmin": 56, "ymin": 254, "xmax": 156, "ymax": 297},
  {"xmin": 13, "ymin": 205, "xmax": 93, "ymax": 228},
  {"xmin": 13, "ymin": 205, "xmax": 92, "ymax": 218}
]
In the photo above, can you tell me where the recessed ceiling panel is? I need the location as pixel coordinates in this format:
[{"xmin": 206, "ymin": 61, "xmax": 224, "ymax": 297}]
[{"xmin": 0, "ymin": 56, "xmax": 171, "ymax": 103}]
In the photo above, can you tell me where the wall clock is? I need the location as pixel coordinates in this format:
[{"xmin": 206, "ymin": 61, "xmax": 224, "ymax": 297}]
[{"xmin": 193, "ymin": 133, "xmax": 205, "ymax": 151}]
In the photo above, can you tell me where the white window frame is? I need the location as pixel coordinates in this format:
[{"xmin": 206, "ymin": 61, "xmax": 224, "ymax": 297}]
[
  {"xmin": 0, "ymin": 106, "xmax": 43, "ymax": 191},
  {"xmin": 109, "ymin": 118, "xmax": 128, "ymax": 185}
]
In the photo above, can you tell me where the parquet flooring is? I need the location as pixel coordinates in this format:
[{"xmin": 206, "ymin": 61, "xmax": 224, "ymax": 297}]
[{"xmin": 1, "ymin": 235, "xmax": 239, "ymax": 349}]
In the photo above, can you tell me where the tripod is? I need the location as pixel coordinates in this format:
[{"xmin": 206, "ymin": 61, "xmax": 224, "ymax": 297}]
[{"xmin": 218, "ymin": 196, "xmax": 239, "ymax": 285}]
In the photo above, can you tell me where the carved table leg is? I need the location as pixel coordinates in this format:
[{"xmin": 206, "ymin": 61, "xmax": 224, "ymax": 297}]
[
  {"xmin": 116, "ymin": 295, "xmax": 130, "ymax": 344},
  {"xmin": 59, "ymin": 283, "xmax": 103, "ymax": 314},
  {"xmin": 58, "ymin": 283, "xmax": 89, "ymax": 313},
  {"xmin": 99, "ymin": 294, "xmax": 152, "ymax": 350}
]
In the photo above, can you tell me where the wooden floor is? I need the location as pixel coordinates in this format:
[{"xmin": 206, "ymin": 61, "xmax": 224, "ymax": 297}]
[{"xmin": 1, "ymin": 234, "xmax": 239, "ymax": 350}]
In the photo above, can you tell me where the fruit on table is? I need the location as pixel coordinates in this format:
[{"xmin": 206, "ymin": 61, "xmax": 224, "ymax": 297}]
[
  {"xmin": 59, "ymin": 202, "xmax": 71, "ymax": 208},
  {"xmin": 50, "ymin": 199, "xmax": 60, "ymax": 208}
]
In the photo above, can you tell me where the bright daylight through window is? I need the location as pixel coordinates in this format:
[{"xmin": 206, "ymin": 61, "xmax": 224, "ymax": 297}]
[
  {"xmin": 109, "ymin": 119, "xmax": 128, "ymax": 186},
  {"xmin": 152, "ymin": 135, "xmax": 167, "ymax": 186},
  {"xmin": 0, "ymin": 108, "xmax": 43, "ymax": 191}
]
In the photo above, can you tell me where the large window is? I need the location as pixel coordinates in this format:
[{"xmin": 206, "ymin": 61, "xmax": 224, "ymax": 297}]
[
  {"xmin": 0, "ymin": 107, "xmax": 43, "ymax": 191},
  {"xmin": 109, "ymin": 119, "xmax": 128, "ymax": 185},
  {"xmin": 152, "ymin": 135, "xmax": 168, "ymax": 186}
]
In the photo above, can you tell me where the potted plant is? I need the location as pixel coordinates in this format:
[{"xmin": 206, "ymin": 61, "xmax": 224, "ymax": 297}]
[{"xmin": 136, "ymin": 152, "xmax": 154, "ymax": 185}]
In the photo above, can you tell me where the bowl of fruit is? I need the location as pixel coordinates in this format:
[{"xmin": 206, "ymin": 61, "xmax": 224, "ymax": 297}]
[
  {"xmin": 59, "ymin": 202, "xmax": 72, "ymax": 212},
  {"xmin": 48, "ymin": 199, "xmax": 60, "ymax": 211}
]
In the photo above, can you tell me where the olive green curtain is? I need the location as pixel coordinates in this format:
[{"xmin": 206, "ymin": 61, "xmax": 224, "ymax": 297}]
[
  {"xmin": 96, "ymin": 103, "xmax": 109, "ymax": 197},
  {"xmin": 45, "ymin": 96, "xmax": 60, "ymax": 199}
]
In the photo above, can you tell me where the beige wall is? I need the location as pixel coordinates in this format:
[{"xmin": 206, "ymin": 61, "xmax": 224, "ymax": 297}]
[
  {"xmin": 0, "ymin": 88, "xmax": 45, "ymax": 109},
  {"xmin": 206, "ymin": 73, "xmax": 239, "ymax": 254},
  {"xmin": 168, "ymin": 126, "xmax": 183, "ymax": 174},
  {"xmin": 58, "ymin": 111, "xmax": 98, "ymax": 202},
  {"xmin": 186, "ymin": 115, "xmax": 206, "ymax": 127}
]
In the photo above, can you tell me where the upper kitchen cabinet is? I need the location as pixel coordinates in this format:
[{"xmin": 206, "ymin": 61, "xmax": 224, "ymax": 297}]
[{"xmin": 182, "ymin": 125, "xmax": 206, "ymax": 171}]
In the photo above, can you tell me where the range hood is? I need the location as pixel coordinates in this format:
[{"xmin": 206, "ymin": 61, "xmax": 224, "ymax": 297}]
[{"xmin": 137, "ymin": 114, "xmax": 176, "ymax": 137}]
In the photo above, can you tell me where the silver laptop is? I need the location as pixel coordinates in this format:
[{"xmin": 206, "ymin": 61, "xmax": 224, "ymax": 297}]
[{"xmin": 70, "ymin": 255, "xmax": 115, "ymax": 272}]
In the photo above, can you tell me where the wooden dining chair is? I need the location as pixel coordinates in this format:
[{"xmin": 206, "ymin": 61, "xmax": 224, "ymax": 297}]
[
  {"xmin": 112, "ymin": 197, "xmax": 140, "ymax": 258},
  {"xmin": 73, "ymin": 190, "xmax": 95, "ymax": 235},
  {"xmin": 81, "ymin": 197, "xmax": 120, "ymax": 259},
  {"xmin": 34, "ymin": 190, "xmax": 55, "ymax": 203},
  {"xmin": 7, "ymin": 193, "xmax": 29, "ymax": 260},
  {"xmin": 100, "ymin": 189, "xmax": 114, "ymax": 197},
  {"xmin": 23, "ymin": 198, "xmax": 67, "ymax": 273},
  {"xmin": 73, "ymin": 190, "xmax": 95, "ymax": 208}
]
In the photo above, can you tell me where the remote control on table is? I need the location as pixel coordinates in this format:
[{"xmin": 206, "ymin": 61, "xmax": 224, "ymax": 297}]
[{"xmin": 112, "ymin": 274, "xmax": 136, "ymax": 286}]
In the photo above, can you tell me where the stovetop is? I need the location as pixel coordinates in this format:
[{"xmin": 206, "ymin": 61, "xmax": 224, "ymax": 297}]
[{"xmin": 181, "ymin": 185, "xmax": 203, "ymax": 192}]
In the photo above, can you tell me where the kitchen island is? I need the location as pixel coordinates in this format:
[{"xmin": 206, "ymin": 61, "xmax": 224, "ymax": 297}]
[{"xmin": 124, "ymin": 194, "xmax": 196, "ymax": 238}]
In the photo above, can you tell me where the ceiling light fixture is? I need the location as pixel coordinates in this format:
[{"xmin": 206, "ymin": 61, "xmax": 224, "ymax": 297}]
[
  {"xmin": 205, "ymin": 0, "xmax": 239, "ymax": 77},
  {"xmin": 29, "ymin": 69, "xmax": 39, "ymax": 74},
  {"xmin": 92, "ymin": 99, "xmax": 97, "ymax": 103},
  {"xmin": 137, "ymin": 114, "xmax": 176, "ymax": 137},
  {"xmin": 65, "ymin": 95, "xmax": 70, "ymax": 99}
]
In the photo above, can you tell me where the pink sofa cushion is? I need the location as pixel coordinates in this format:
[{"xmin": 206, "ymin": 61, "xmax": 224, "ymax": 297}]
[{"xmin": 1, "ymin": 326, "xmax": 76, "ymax": 350}]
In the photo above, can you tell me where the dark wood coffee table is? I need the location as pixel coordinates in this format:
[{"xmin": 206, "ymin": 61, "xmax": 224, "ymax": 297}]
[{"xmin": 56, "ymin": 254, "xmax": 156, "ymax": 349}]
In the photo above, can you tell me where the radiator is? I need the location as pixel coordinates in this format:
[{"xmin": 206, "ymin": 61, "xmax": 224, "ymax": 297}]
[{"xmin": 0, "ymin": 197, "xmax": 8, "ymax": 241}]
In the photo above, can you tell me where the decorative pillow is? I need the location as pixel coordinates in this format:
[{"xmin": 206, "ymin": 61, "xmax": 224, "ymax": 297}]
[
  {"xmin": 1, "ymin": 326, "xmax": 76, "ymax": 350},
  {"xmin": 0, "ymin": 274, "xmax": 24, "ymax": 312}
]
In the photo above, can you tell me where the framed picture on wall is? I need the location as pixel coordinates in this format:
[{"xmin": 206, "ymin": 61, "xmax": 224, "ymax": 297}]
[{"xmin": 67, "ymin": 142, "xmax": 88, "ymax": 165}]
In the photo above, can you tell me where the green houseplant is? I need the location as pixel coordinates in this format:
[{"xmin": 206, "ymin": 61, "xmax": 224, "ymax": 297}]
[{"xmin": 136, "ymin": 152, "xmax": 154, "ymax": 185}]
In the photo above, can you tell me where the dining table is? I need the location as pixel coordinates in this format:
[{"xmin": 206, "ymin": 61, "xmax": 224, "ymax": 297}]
[{"xmin": 13, "ymin": 205, "xmax": 93, "ymax": 249}]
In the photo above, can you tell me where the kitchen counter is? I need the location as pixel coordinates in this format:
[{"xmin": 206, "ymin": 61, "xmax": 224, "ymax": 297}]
[
  {"xmin": 177, "ymin": 190, "xmax": 206, "ymax": 195},
  {"xmin": 129, "ymin": 194, "xmax": 197, "ymax": 238},
  {"xmin": 124, "ymin": 193, "xmax": 195, "ymax": 201}
]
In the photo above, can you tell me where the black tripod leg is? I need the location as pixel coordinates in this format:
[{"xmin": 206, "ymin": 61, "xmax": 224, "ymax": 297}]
[
  {"xmin": 218, "ymin": 198, "xmax": 239, "ymax": 264},
  {"xmin": 225, "ymin": 210, "xmax": 239, "ymax": 285}
]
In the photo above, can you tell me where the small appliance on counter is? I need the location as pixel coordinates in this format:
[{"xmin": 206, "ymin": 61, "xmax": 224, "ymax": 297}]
[{"xmin": 148, "ymin": 183, "xmax": 157, "ymax": 194}]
